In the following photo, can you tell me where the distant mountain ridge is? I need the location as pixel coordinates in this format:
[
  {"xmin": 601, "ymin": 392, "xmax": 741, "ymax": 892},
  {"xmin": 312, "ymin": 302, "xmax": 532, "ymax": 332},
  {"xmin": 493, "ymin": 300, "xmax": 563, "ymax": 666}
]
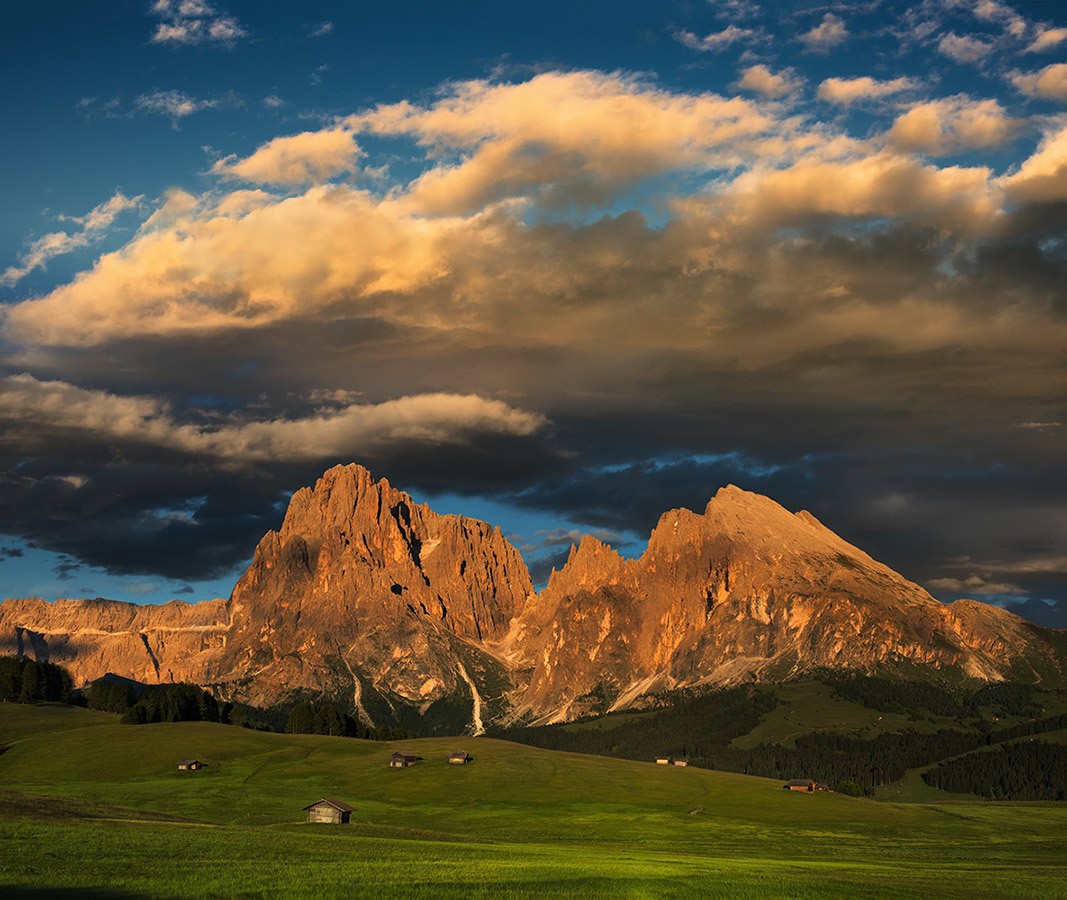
[{"xmin": 2, "ymin": 463, "xmax": 1064, "ymax": 731}]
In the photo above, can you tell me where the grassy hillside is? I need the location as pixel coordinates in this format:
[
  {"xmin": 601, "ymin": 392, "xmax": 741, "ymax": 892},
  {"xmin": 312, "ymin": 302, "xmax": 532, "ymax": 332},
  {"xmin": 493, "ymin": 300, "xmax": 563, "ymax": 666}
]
[{"xmin": 2, "ymin": 705, "xmax": 1066, "ymax": 897}]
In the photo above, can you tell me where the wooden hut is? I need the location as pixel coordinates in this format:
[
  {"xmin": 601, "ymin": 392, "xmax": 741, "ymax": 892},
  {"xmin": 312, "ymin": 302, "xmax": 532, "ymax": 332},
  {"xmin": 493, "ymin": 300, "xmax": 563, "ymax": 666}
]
[
  {"xmin": 449, "ymin": 751, "xmax": 473, "ymax": 765},
  {"xmin": 303, "ymin": 798, "xmax": 353, "ymax": 824},
  {"xmin": 673, "ymin": 758, "xmax": 689, "ymax": 767},
  {"xmin": 785, "ymin": 779, "xmax": 817, "ymax": 792},
  {"xmin": 390, "ymin": 751, "xmax": 423, "ymax": 768},
  {"xmin": 655, "ymin": 756, "xmax": 671, "ymax": 765},
  {"xmin": 176, "ymin": 759, "xmax": 203, "ymax": 771}
]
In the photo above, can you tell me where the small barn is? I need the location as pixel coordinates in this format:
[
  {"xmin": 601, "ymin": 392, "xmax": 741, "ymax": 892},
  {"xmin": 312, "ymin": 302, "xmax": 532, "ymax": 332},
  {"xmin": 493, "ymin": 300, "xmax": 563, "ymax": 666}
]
[
  {"xmin": 176, "ymin": 759, "xmax": 203, "ymax": 771},
  {"xmin": 785, "ymin": 779, "xmax": 817, "ymax": 792},
  {"xmin": 390, "ymin": 751, "xmax": 423, "ymax": 768},
  {"xmin": 449, "ymin": 751, "xmax": 473, "ymax": 765},
  {"xmin": 303, "ymin": 798, "xmax": 353, "ymax": 824},
  {"xmin": 655, "ymin": 756, "xmax": 671, "ymax": 765},
  {"xmin": 673, "ymin": 758, "xmax": 689, "ymax": 768}
]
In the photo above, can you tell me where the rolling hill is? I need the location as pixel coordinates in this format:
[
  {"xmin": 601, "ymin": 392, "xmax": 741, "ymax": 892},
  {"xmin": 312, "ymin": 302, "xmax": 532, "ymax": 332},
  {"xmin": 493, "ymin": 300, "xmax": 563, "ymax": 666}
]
[{"xmin": 1, "ymin": 703, "xmax": 1066, "ymax": 897}]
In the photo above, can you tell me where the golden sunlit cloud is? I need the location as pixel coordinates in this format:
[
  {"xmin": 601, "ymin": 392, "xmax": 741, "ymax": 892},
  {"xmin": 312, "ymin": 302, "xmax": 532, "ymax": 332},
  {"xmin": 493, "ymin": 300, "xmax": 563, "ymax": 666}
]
[
  {"xmin": 1, "ymin": 70, "xmax": 1064, "ymax": 385},
  {"xmin": 0, "ymin": 374, "xmax": 547, "ymax": 461},
  {"xmin": 1001, "ymin": 123, "xmax": 1067, "ymax": 200},
  {"xmin": 817, "ymin": 76, "xmax": 918, "ymax": 106},
  {"xmin": 211, "ymin": 128, "xmax": 363, "ymax": 185},
  {"xmin": 1011, "ymin": 63, "xmax": 1067, "ymax": 102},
  {"xmin": 886, "ymin": 96, "xmax": 1023, "ymax": 155}
]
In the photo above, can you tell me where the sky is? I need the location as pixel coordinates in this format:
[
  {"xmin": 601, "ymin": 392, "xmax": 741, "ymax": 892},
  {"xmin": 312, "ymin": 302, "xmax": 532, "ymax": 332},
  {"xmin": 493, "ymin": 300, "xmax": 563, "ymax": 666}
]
[{"xmin": 1, "ymin": 1, "xmax": 1066, "ymax": 627}]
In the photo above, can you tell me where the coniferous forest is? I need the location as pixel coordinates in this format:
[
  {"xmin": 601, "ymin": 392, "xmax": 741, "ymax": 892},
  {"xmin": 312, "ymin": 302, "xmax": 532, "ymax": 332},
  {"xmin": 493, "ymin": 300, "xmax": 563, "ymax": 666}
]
[
  {"xmin": 285, "ymin": 701, "xmax": 415, "ymax": 741},
  {"xmin": 0, "ymin": 656, "xmax": 72, "ymax": 704},
  {"xmin": 922, "ymin": 742, "xmax": 1067, "ymax": 801}
]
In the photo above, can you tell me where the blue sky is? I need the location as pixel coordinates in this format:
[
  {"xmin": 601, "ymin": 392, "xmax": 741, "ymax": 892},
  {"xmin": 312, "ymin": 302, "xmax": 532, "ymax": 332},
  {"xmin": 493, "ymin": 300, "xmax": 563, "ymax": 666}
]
[{"xmin": 1, "ymin": 1, "xmax": 1066, "ymax": 625}]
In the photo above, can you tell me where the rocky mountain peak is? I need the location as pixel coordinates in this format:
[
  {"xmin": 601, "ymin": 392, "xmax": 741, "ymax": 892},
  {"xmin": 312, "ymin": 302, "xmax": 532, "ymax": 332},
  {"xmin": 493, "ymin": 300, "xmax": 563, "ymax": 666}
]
[{"xmin": 2, "ymin": 465, "xmax": 1063, "ymax": 731}]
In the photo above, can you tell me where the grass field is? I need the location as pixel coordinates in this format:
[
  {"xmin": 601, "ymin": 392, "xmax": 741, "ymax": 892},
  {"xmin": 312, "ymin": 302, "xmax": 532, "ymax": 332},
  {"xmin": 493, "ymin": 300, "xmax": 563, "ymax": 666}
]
[{"xmin": 2, "ymin": 704, "xmax": 1066, "ymax": 898}]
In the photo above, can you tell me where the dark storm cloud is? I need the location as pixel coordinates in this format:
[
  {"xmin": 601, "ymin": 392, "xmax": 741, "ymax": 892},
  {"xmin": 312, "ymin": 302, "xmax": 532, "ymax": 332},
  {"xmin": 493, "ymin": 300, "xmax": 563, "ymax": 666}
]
[
  {"xmin": 53, "ymin": 557, "xmax": 81, "ymax": 581},
  {"xmin": 0, "ymin": 455, "xmax": 287, "ymax": 581}
]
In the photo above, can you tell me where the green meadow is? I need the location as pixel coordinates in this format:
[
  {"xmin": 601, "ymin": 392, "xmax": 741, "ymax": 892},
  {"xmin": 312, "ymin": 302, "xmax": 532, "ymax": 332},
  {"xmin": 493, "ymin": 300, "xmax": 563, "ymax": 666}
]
[{"xmin": 2, "ymin": 704, "xmax": 1066, "ymax": 898}]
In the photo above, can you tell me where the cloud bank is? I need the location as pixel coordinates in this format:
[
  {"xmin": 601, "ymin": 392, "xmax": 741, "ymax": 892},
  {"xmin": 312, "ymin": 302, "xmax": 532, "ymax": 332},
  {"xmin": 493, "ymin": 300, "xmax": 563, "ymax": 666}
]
[{"xmin": 3, "ymin": 52, "xmax": 1067, "ymax": 624}]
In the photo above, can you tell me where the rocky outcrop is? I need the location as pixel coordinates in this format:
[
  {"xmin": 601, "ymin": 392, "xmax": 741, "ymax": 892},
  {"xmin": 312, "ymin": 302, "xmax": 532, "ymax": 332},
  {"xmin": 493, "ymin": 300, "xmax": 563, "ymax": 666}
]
[
  {"xmin": 216, "ymin": 463, "xmax": 532, "ymax": 718},
  {"xmin": 0, "ymin": 597, "xmax": 230, "ymax": 686},
  {"xmin": 2, "ymin": 468, "xmax": 1064, "ymax": 729},
  {"xmin": 505, "ymin": 486, "xmax": 1066, "ymax": 722}
]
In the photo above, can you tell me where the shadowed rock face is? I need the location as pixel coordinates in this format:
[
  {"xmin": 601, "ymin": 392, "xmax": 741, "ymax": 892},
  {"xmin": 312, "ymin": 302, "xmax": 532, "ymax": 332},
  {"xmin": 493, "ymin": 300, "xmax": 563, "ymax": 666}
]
[{"xmin": 2, "ymin": 468, "xmax": 1063, "ymax": 728}]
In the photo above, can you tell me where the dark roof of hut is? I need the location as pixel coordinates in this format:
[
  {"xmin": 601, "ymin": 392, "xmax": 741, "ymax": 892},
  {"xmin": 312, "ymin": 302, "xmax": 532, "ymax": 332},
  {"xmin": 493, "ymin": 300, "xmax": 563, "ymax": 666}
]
[{"xmin": 302, "ymin": 798, "xmax": 354, "ymax": 812}]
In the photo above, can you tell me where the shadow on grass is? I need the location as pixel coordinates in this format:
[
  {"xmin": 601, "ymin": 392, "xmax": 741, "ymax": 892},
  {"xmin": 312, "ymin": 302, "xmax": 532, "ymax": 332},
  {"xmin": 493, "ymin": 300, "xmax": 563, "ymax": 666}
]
[
  {"xmin": 0, "ymin": 790, "xmax": 202, "ymax": 824},
  {"xmin": 0, "ymin": 890, "xmax": 144, "ymax": 899}
]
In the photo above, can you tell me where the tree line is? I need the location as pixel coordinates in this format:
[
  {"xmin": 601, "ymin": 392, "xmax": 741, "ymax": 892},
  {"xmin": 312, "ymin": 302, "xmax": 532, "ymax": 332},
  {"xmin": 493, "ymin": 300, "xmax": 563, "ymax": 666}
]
[
  {"xmin": 821, "ymin": 671, "xmax": 1043, "ymax": 720},
  {"xmin": 0, "ymin": 656, "xmax": 73, "ymax": 704},
  {"xmin": 922, "ymin": 741, "xmax": 1067, "ymax": 801},
  {"xmin": 488, "ymin": 685, "xmax": 779, "ymax": 763},
  {"xmin": 285, "ymin": 701, "xmax": 413, "ymax": 741}
]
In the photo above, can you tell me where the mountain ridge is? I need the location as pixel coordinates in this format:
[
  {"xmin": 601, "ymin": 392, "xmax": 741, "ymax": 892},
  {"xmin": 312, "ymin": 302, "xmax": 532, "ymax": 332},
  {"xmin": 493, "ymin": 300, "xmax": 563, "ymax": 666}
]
[{"xmin": 2, "ymin": 463, "xmax": 1064, "ymax": 731}]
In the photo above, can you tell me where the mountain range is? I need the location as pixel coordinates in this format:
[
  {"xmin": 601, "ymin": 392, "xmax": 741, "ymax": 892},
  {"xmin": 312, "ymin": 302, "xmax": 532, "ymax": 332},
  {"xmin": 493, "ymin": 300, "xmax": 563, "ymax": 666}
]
[{"xmin": 2, "ymin": 463, "xmax": 1064, "ymax": 732}]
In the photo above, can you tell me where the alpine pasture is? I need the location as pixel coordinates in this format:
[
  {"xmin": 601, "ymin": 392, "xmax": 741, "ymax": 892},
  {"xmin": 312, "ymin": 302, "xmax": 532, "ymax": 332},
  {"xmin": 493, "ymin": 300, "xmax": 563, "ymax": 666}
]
[{"xmin": 1, "ymin": 704, "xmax": 1065, "ymax": 898}]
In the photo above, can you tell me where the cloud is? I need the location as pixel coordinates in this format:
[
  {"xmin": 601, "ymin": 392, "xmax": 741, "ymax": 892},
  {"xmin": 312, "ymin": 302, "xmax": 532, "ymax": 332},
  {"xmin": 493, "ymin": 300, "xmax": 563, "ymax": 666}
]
[
  {"xmin": 134, "ymin": 90, "xmax": 228, "ymax": 125},
  {"xmin": 887, "ymin": 96, "xmax": 1023, "ymax": 155},
  {"xmin": 927, "ymin": 575, "xmax": 1027, "ymax": 596},
  {"xmin": 817, "ymin": 76, "xmax": 917, "ymax": 107},
  {"xmin": 937, "ymin": 32, "xmax": 995, "ymax": 66},
  {"xmin": 211, "ymin": 129, "xmax": 362, "ymax": 186},
  {"xmin": 676, "ymin": 25, "xmax": 753, "ymax": 52},
  {"xmin": 1011, "ymin": 63, "xmax": 1067, "ymax": 102},
  {"xmin": 799, "ymin": 13, "xmax": 847, "ymax": 53},
  {"xmin": 348, "ymin": 71, "xmax": 778, "ymax": 214},
  {"xmin": 0, "ymin": 72, "xmax": 1029, "ymax": 352},
  {"xmin": 149, "ymin": 0, "xmax": 246, "ymax": 47},
  {"xmin": 1027, "ymin": 26, "xmax": 1067, "ymax": 54},
  {"xmin": 1000, "ymin": 123, "xmax": 1067, "ymax": 201},
  {"xmin": 54, "ymin": 557, "xmax": 81, "ymax": 581},
  {"xmin": 0, "ymin": 546, "xmax": 24, "ymax": 560},
  {"xmin": 722, "ymin": 150, "xmax": 999, "ymax": 233},
  {"xmin": 0, "ymin": 375, "xmax": 548, "ymax": 462},
  {"xmin": 2, "ymin": 185, "xmax": 490, "ymax": 344},
  {"xmin": 734, "ymin": 64, "xmax": 802, "ymax": 99},
  {"xmin": 971, "ymin": 0, "xmax": 1027, "ymax": 38},
  {"xmin": 1, "ymin": 192, "xmax": 143, "ymax": 288},
  {"xmin": 307, "ymin": 21, "xmax": 334, "ymax": 38}
]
